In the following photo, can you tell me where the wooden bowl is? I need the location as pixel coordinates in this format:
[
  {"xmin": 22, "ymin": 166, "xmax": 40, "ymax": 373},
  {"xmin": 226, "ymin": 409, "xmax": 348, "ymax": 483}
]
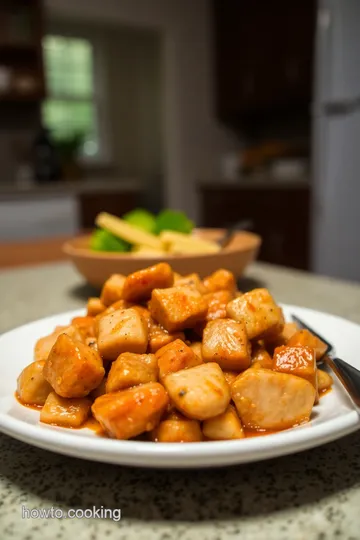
[{"xmin": 63, "ymin": 228, "xmax": 261, "ymax": 288}]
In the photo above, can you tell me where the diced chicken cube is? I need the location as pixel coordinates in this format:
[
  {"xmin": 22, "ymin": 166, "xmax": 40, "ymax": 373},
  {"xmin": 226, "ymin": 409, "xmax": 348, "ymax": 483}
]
[
  {"xmin": 174, "ymin": 273, "xmax": 206, "ymax": 294},
  {"xmin": 202, "ymin": 319, "xmax": 251, "ymax": 371},
  {"xmin": 100, "ymin": 274, "xmax": 126, "ymax": 306},
  {"xmin": 132, "ymin": 305, "xmax": 152, "ymax": 328},
  {"xmin": 204, "ymin": 290, "xmax": 233, "ymax": 321},
  {"xmin": 148, "ymin": 319, "xmax": 185, "ymax": 353},
  {"xmin": 92, "ymin": 382, "xmax": 169, "ymax": 439},
  {"xmin": 189, "ymin": 342, "xmax": 203, "ymax": 361},
  {"xmin": 273, "ymin": 346, "xmax": 318, "ymax": 399},
  {"xmin": 150, "ymin": 287, "xmax": 208, "ymax": 332},
  {"xmin": 40, "ymin": 391, "xmax": 91, "ymax": 428},
  {"xmin": 17, "ymin": 360, "xmax": 52, "ymax": 406},
  {"xmin": 226, "ymin": 288, "xmax": 284, "ymax": 340},
  {"xmin": 251, "ymin": 344, "xmax": 273, "ymax": 369},
  {"xmin": 155, "ymin": 339, "xmax": 202, "ymax": 381},
  {"xmin": 203, "ymin": 269, "xmax": 236, "ymax": 294},
  {"xmin": 262, "ymin": 322, "xmax": 299, "ymax": 351},
  {"xmin": 317, "ymin": 369, "xmax": 333, "ymax": 393},
  {"xmin": 232, "ymin": 368, "xmax": 316, "ymax": 430},
  {"xmin": 43, "ymin": 334, "xmax": 105, "ymax": 398},
  {"xmin": 34, "ymin": 324, "xmax": 83, "ymax": 363},
  {"xmin": 223, "ymin": 370, "xmax": 239, "ymax": 387},
  {"xmin": 90, "ymin": 378, "xmax": 107, "ymax": 399},
  {"xmin": 106, "ymin": 352, "xmax": 158, "ymax": 392},
  {"xmin": 98, "ymin": 307, "xmax": 149, "ymax": 361},
  {"xmin": 122, "ymin": 263, "xmax": 174, "ymax": 302},
  {"xmin": 287, "ymin": 329, "xmax": 328, "ymax": 361},
  {"xmin": 151, "ymin": 413, "xmax": 202, "ymax": 442},
  {"xmin": 203, "ymin": 405, "xmax": 244, "ymax": 440},
  {"xmin": 94, "ymin": 299, "xmax": 133, "ymax": 334},
  {"xmin": 87, "ymin": 297, "xmax": 106, "ymax": 317},
  {"xmin": 85, "ymin": 337, "xmax": 98, "ymax": 350},
  {"xmin": 163, "ymin": 363, "xmax": 231, "ymax": 420},
  {"xmin": 71, "ymin": 316, "xmax": 96, "ymax": 340},
  {"xmin": 282, "ymin": 322, "xmax": 299, "ymax": 343}
]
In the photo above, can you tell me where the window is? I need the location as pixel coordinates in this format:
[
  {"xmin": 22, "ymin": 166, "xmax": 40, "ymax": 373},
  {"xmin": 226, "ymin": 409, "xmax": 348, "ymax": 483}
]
[{"xmin": 42, "ymin": 35, "xmax": 107, "ymax": 160}]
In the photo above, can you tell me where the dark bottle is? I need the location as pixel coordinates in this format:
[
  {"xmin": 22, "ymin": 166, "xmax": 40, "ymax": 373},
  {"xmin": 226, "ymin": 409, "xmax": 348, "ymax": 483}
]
[{"xmin": 33, "ymin": 127, "xmax": 61, "ymax": 183}]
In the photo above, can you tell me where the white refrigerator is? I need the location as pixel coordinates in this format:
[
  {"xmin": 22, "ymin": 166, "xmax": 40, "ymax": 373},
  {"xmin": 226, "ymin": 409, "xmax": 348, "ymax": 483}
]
[{"xmin": 312, "ymin": 0, "xmax": 360, "ymax": 281}]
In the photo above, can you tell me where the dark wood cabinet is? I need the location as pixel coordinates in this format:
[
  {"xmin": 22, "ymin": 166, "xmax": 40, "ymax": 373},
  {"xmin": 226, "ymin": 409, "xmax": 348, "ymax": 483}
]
[
  {"xmin": 79, "ymin": 191, "xmax": 139, "ymax": 229},
  {"xmin": 0, "ymin": 0, "xmax": 45, "ymax": 102},
  {"xmin": 213, "ymin": 0, "xmax": 316, "ymax": 125},
  {"xmin": 200, "ymin": 184, "xmax": 310, "ymax": 270}
]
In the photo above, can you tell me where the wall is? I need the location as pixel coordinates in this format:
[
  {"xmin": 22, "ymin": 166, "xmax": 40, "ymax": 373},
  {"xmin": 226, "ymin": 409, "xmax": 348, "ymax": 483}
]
[
  {"xmin": 47, "ymin": 20, "xmax": 163, "ymax": 179},
  {"xmin": 105, "ymin": 27, "xmax": 163, "ymax": 179},
  {"xmin": 45, "ymin": 0, "xmax": 239, "ymax": 220}
]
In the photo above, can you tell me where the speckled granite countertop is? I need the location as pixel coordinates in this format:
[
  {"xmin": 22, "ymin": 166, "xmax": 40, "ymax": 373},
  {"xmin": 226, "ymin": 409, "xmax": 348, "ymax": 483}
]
[{"xmin": 1, "ymin": 262, "xmax": 360, "ymax": 540}]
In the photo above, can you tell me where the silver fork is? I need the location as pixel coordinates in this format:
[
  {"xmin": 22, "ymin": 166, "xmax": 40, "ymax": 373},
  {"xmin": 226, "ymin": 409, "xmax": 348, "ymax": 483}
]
[{"xmin": 291, "ymin": 314, "xmax": 360, "ymax": 409}]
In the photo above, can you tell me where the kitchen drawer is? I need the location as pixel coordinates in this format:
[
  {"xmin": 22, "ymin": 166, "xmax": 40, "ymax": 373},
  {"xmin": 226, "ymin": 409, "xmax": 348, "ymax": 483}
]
[{"xmin": 200, "ymin": 185, "xmax": 310, "ymax": 270}]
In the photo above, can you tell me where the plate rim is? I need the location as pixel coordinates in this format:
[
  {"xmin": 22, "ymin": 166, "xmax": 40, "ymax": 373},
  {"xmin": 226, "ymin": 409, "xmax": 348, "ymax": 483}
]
[{"xmin": 1, "ymin": 304, "xmax": 359, "ymax": 468}]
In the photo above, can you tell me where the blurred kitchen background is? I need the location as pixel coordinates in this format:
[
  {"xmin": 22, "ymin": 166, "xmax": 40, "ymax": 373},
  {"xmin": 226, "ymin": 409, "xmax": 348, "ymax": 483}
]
[{"xmin": 0, "ymin": 0, "xmax": 359, "ymax": 281}]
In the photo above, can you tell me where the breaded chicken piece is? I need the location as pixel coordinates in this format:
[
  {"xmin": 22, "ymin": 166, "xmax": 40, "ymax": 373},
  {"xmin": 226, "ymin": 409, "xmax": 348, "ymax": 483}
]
[
  {"xmin": 155, "ymin": 339, "xmax": 202, "ymax": 381},
  {"xmin": 86, "ymin": 297, "xmax": 106, "ymax": 317},
  {"xmin": 287, "ymin": 329, "xmax": 328, "ymax": 361},
  {"xmin": 150, "ymin": 287, "xmax": 207, "ymax": 332},
  {"xmin": 92, "ymin": 382, "xmax": 168, "ymax": 439},
  {"xmin": 174, "ymin": 273, "xmax": 206, "ymax": 294},
  {"xmin": 317, "ymin": 369, "xmax": 333, "ymax": 393},
  {"xmin": 202, "ymin": 318, "xmax": 251, "ymax": 371},
  {"xmin": 34, "ymin": 324, "xmax": 83, "ymax": 363},
  {"xmin": 151, "ymin": 411, "xmax": 202, "ymax": 442},
  {"xmin": 17, "ymin": 360, "xmax": 52, "ymax": 406},
  {"xmin": 163, "ymin": 362, "xmax": 230, "ymax": 420},
  {"xmin": 100, "ymin": 274, "xmax": 126, "ymax": 306},
  {"xmin": 227, "ymin": 288, "xmax": 284, "ymax": 340},
  {"xmin": 251, "ymin": 344, "xmax": 273, "ymax": 369},
  {"xmin": 204, "ymin": 290, "xmax": 233, "ymax": 321},
  {"xmin": 232, "ymin": 368, "xmax": 316, "ymax": 430},
  {"xmin": 273, "ymin": 345, "xmax": 318, "ymax": 396},
  {"xmin": 122, "ymin": 263, "xmax": 174, "ymax": 302},
  {"xmin": 148, "ymin": 319, "xmax": 185, "ymax": 353},
  {"xmin": 106, "ymin": 352, "xmax": 158, "ymax": 392},
  {"xmin": 98, "ymin": 307, "xmax": 149, "ymax": 361},
  {"xmin": 40, "ymin": 392, "xmax": 91, "ymax": 428},
  {"xmin": 44, "ymin": 334, "xmax": 105, "ymax": 398},
  {"xmin": 203, "ymin": 269, "xmax": 236, "ymax": 294},
  {"xmin": 203, "ymin": 405, "xmax": 244, "ymax": 440}
]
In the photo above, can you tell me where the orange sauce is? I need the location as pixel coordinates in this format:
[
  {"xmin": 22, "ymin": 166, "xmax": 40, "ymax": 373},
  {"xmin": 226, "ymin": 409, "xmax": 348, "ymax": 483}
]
[
  {"xmin": 15, "ymin": 392, "xmax": 42, "ymax": 410},
  {"xmin": 319, "ymin": 386, "xmax": 332, "ymax": 397},
  {"xmin": 15, "ymin": 387, "xmax": 333, "ymax": 440},
  {"xmin": 243, "ymin": 428, "xmax": 279, "ymax": 438},
  {"xmin": 82, "ymin": 416, "xmax": 106, "ymax": 436}
]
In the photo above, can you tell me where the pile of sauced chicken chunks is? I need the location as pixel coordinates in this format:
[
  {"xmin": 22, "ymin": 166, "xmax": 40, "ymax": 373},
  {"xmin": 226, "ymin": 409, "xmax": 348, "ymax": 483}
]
[{"xmin": 17, "ymin": 263, "xmax": 333, "ymax": 442}]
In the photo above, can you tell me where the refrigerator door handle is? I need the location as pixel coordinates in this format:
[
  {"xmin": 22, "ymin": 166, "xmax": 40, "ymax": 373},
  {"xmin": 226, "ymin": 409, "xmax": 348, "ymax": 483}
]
[
  {"xmin": 323, "ymin": 98, "xmax": 360, "ymax": 115},
  {"xmin": 312, "ymin": 97, "xmax": 360, "ymax": 116}
]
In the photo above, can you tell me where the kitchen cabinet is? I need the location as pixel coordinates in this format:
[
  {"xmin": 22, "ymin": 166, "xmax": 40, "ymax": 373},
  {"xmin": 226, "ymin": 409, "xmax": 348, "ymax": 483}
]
[
  {"xmin": 79, "ymin": 191, "xmax": 139, "ymax": 228},
  {"xmin": 199, "ymin": 183, "xmax": 310, "ymax": 270},
  {"xmin": 0, "ymin": 184, "xmax": 141, "ymax": 241},
  {"xmin": 0, "ymin": 0, "xmax": 45, "ymax": 102},
  {"xmin": 213, "ymin": 0, "xmax": 316, "ymax": 125}
]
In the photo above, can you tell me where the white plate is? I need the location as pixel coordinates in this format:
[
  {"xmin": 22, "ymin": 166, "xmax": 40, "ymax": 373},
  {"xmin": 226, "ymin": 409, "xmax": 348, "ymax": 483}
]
[{"xmin": 0, "ymin": 305, "xmax": 359, "ymax": 468}]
